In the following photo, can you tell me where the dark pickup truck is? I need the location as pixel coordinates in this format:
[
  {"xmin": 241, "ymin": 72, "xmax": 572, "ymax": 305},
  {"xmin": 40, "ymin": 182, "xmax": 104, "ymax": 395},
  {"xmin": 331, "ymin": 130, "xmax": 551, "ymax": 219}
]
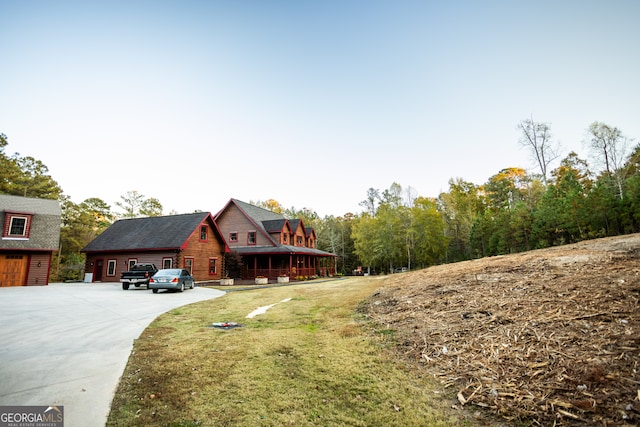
[{"xmin": 120, "ymin": 263, "xmax": 158, "ymax": 290}]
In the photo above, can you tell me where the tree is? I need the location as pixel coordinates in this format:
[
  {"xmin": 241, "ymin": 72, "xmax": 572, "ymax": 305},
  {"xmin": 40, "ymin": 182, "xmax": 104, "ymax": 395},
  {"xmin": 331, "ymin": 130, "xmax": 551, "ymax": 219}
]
[
  {"xmin": 359, "ymin": 187, "xmax": 380, "ymax": 215},
  {"xmin": 517, "ymin": 118, "xmax": 559, "ymax": 185},
  {"xmin": 0, "ymin": 133, "xmax": 20, "ymax": 194},
  {"xmin": 316, "ymin": 213, "xmax": 357, "ymax": 275},
  {"xmin": 438, "ymin": 178, "xmax": 484, "ymax": 261},
  {"xmin": 381, "ymin": 182, "xmax": 403, "ymax": 208},
  {"xmin": 410, "ymin": 197, "xmax": 447, "ymax": 267},
  {"xmin": 116, "ymin": 190, "xmax": 163, "ymax": 218},
  {"xmin": 532, "ymin": 152, "xmax": 592, "ymax": 246},
  {"xmin": 586, "ymin": 122, "xmax": 631, "ymax": 199},
  {"xmin": 352, "ymin": 213, "xmax": 382, "ymax": 270},
  {"xmin": 0, "ymin": 133, "xmax": 62, "ymax": 199},
  {"xmin": 484, "ymin": 167, "xmax": 528, "ymax": 211},
  {"xmin": 285, "ymin": 206, "xmax": 319, "ymax": 228},
  {"xmin": 55, "ymin": 197, "xmax": 115, "ymax": 280},
  {"xmin": 353, "ymin": 184, "xmax": 446, "ymax": 273},
  {"xmin": 252, "ymin": 199, "xmax": 285, "ymax": 214},
  {"xmin": 139, "ymin": 197, "xmax": 163, "ymax": 217}
]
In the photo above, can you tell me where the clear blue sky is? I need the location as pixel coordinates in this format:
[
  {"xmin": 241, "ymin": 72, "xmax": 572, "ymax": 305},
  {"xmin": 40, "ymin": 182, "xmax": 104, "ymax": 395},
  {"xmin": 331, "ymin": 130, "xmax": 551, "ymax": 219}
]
[{"xmin": 1, "ymin": 0, "xmax": 639, "ymax": 216}]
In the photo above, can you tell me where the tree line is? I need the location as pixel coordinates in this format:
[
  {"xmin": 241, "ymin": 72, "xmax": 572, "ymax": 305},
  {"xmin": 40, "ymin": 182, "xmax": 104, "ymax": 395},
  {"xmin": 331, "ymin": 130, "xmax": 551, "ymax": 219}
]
[{"xmin": 1, "ymin": 119, "xmax": 638, "ymax": 280}]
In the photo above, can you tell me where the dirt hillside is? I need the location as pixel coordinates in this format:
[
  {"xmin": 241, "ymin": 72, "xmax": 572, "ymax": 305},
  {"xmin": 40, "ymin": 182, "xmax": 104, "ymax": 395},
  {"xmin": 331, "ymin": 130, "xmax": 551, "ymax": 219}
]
[{"xmin": 362, "ymin": 234, "xmax": 640, "ymax": 426}]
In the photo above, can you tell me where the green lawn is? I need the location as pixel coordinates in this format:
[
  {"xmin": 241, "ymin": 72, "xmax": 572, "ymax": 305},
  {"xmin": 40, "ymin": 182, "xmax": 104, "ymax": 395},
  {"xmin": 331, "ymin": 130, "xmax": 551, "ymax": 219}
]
[{"xmin": 107, "ymin": 277, "xmax": 458, "ymax": 427}]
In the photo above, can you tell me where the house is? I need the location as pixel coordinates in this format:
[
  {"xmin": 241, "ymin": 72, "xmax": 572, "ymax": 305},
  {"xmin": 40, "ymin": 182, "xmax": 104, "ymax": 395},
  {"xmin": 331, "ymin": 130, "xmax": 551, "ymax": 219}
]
[
  {"xmin": 0, "ymin": 194, "xmax": 61, "ymax": 286},
  {"xmin": 214, "ymin": 199, "xmax": 337, "ymax": 279},
  {"xmin": 81, "ymin": 212, "xmax": 228, "ymax": 282}
]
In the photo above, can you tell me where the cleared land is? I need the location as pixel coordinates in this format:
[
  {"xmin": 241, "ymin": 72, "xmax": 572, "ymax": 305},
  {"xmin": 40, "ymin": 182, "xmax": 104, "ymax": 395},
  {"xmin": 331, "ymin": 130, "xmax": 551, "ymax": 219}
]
[
  {"xmin": 108, "ymin": 234, "xmax": 639, "ymax": 426},
  {"xmin": 362, "ymin": 234, "xmax": 640, "ymax": 425}
]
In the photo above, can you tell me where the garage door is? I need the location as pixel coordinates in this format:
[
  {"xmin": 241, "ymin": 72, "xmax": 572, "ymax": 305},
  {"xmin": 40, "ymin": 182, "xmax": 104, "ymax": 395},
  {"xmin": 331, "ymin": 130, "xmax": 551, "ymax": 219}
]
[{"xmin": 0, "ymin": 254, "xmax": 28, "ymax": 287}]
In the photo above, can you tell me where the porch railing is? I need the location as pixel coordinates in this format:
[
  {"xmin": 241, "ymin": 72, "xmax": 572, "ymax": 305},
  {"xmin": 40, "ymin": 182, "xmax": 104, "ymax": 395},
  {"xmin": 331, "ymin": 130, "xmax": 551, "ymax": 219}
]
[{"xmin": 241, "ymin": 267, "xmax": 335, "ymax": 280}]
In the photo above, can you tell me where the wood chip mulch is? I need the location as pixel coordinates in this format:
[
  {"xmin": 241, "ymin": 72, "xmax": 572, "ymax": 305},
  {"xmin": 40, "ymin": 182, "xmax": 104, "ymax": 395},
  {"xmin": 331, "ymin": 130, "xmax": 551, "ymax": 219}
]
[{"xmin": 361, "ymin": 234, "xmax": 640, "ymax": 426}]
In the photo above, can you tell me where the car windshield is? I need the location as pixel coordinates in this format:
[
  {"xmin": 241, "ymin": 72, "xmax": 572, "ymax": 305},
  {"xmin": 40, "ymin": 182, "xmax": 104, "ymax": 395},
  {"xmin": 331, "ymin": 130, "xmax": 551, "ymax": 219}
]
[
  {"xmin": 131, "ymin": 265, "xmax": 152, "ymax": 271},
  {"xmin": 155, "ymin": 269, "xmax": 181, "ymax": 276}
]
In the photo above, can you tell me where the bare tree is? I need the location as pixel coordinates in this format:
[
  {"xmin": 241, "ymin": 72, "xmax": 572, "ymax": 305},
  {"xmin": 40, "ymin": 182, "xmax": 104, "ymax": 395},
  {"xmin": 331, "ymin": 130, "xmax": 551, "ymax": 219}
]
[
  {"xmin": 517, "ymin": 118, "xmax": 559, "ymax": 185},
  {"xmin": 586, "ymin": 121, "xmax": 631, "ymax": 199}
]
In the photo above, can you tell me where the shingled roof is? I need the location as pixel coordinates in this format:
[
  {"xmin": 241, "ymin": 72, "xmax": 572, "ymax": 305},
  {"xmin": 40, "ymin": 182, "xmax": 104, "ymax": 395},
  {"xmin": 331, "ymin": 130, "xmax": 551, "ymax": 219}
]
[
  {"xmin": 216, "ymin": 198, "xmax": 336, "ymax": 258},
  {"xmin": 230, "ymin": 199, "xmax": 282, "ymax": 221},
  {"xmin": 0, "ymin": 194, "xmax": 61, "ymax": 251},
  {"xmin": 82, "ymin": 212, "xmax": 213, "ymax": 253},
  {"xmin": 262, "ymin": 219, "xmax": 289, "ymax": 233}
]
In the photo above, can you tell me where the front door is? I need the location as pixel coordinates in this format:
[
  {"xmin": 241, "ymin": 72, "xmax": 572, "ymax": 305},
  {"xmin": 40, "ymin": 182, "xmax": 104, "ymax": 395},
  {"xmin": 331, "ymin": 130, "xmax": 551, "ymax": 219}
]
[
  {"xmin": 94, "ymin": 259, "xmax": 104, "ymax": 282},
  {"xmin": 0, "ymin": 254, "xmax": 28, "ymax": 287}
]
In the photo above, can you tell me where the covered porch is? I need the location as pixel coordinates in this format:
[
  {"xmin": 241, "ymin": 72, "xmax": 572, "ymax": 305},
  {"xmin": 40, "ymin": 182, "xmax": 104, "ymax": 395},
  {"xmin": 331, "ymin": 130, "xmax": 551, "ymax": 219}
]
[{"xmin": 234, "ymin": 246, "xmax": 337, "ymax": 280}]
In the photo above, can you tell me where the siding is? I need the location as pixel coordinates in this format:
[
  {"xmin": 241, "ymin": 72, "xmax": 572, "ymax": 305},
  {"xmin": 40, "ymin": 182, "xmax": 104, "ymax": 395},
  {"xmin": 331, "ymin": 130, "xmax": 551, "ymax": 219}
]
[
  {"xmin": 180, "ymin": 223, "xmax": 225, "ymax": 281},
  {"xmin": 217, "ymin": 204, "xmax": 275, "ymax": 248},
  {"xmin": 85, "ymin": 251, "xmax": 176, "ymax": 282},
  {"xmin": 26, "ymin": 253, "xmax": 52, "ymax": 286}
]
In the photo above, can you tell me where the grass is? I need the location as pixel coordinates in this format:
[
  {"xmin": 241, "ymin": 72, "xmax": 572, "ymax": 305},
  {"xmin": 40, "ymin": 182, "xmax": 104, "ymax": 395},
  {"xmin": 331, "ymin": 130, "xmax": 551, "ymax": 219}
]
[{"xmin": 107, "ymin": 277, "xmax": 458, "ymax": 427}]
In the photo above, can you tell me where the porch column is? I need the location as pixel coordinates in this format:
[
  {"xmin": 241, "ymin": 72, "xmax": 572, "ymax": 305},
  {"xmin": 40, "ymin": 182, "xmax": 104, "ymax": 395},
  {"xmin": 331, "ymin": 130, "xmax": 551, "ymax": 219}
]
[
  {"xmin": 268, "ymin": 256, "xmax": 272, "ymax": 279},
  {"xmin": 289, "ymin": 254, "xmax": 293, "ymax": 277},
  {"xmin": 254, "ymin": 257, "xmax": 257, "ymax": 278}
]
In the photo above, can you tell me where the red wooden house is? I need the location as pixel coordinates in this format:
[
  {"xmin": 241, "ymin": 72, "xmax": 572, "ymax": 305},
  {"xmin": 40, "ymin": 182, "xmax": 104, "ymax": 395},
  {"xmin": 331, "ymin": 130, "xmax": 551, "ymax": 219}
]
[
  {"xmin": 0, "ymin": 195, "xmax": 61, "ymax": 286},
  {"xmin": 81, "ymin": 212, "xmax": 228, "ymax": 282},
  {"xmin": 214, "ymin": 199, "xmax": 337, "ymax": 280}
]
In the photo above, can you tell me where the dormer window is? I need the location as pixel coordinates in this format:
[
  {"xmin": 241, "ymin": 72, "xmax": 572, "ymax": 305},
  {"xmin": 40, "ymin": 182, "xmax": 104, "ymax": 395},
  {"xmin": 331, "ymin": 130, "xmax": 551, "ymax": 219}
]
[{"xmin": 3, "ymin": 212, "xmax": 32, "ymax": 239}]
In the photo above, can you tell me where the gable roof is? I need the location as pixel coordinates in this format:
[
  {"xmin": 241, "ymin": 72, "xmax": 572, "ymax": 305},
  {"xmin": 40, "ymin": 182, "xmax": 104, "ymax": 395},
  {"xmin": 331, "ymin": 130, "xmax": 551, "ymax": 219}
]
[
  {"xmin": 215, "ymin": 198, "xmax": 335, "ymax": 257},
  {"xmin": 228, "ymin": 199, "xmax": 283, "ymax": 222},
  {"xmin": 0, "ymin": 194, "xmax": 61, "ymax": 251},
  {"xmin": 82, "ymin": 212, "xmax": 223, "ymax": 253},
  {"xmin": 262, "ymin": 219, "xmax": 289, "ymax": 233},
  {"xmin": 288, "ymin": 219, "xmax": 307, "ymax": 236},
  {"xmin": 216, "ymin": 199, "xmax": 283, "ymax": 246}
]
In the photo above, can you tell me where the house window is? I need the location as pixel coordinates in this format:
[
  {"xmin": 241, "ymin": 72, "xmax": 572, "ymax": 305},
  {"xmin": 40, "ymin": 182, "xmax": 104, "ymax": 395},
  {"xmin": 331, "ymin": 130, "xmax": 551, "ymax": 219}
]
[
  {"xmin": 3, "ymin": 214, "xmax": 32, "ymax": 239},
  {"xmin": 248, "ymin": 231, "xmax": 256, "ymax": 245},
  {"xmin": 9, "ymin": 217, "xmax": 27, "ymax": 235},
  {"xmin": 162, "ymin": 258, "xmax": 172, "ymax": 269},
  {"xmin": 229, "ymin": 232, "xmax": 238, "ymax": 242},
  {"xmin": 184, "ymin": 257, "xmax": 194, "ymax": 274},
  {"xmin": 209, "ymin": 258, "xmax": 217, "ymax": 275},
  {"xmin": 107, "ymin": 260, "xmax": 117, "ymax": 276},
  {"xmin": 297, "ymin": 236, "xmax": 303, "ymax": 245},
  {"xmin": 200, "ymin": 225, "xmax": 208, "ymax": 241},
  {"xmin": 127, "ymin": 259, "xmax": 137, "ymax": 270},
  {"xmin": 283, "ymin": 233, "xmax": 288, "ymax": 244}
]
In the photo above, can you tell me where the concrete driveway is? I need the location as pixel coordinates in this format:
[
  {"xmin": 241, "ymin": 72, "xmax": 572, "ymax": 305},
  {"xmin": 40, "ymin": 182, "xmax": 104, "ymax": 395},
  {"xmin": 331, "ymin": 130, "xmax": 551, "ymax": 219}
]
[{"xmin": 0, "ymin": 282, "xmax": 225, "ymax": 427}]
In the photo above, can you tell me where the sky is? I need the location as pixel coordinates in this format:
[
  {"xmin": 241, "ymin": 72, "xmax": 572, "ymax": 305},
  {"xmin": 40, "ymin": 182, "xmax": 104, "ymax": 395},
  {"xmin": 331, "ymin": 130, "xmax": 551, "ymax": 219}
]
[{"xmin": 1, "ymin": 0, "xmax": 639, "ymax": 217}]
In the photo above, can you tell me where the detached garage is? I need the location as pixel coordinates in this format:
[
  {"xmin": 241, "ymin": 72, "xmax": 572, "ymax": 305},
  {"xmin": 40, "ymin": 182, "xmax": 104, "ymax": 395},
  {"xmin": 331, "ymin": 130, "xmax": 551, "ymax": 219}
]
[{"xmin": 0, "ymin": 194, "xmax": 61, "ymax": 286}]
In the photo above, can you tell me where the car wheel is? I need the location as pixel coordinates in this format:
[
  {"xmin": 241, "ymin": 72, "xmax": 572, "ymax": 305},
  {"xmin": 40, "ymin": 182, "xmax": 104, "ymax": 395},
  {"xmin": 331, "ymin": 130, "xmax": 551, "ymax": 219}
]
[
  {"xmin": 179, "ymin": 282, "xmax": 184, "ymax": 292},
  {"xmin": 152, "ymin": 289, "xmax": 158, "ymax": 294},
  {"xmin": 122, "ymin": 283, "xmax": 129, "ymax": 290}
]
